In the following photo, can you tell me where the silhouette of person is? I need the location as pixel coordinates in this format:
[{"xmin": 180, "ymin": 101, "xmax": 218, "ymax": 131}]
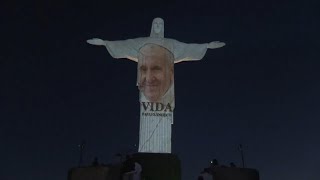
[{"xmin": 230, "ymin": 162, "xmax": 236, "ymax": 167}]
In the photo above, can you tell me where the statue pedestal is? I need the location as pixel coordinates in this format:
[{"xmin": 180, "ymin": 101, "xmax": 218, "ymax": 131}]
[
  {"xmin": 210, "ymin": 167, "xmax": 260, "ymax": 180},
  {"xmin": 131, "ymin": 153, "xmax": 181, "ymax": 180}
]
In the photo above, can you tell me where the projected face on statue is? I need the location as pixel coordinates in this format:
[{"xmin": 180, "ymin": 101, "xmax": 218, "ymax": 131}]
[{"xmin": 138, "ymin": 44, "xmax": 174, "ymax": 102}]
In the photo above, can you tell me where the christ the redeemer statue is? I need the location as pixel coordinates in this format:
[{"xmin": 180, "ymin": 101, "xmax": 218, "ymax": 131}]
[{"xmin": 87, "ymin": 17, "xmax": 225, "ymax": 153}]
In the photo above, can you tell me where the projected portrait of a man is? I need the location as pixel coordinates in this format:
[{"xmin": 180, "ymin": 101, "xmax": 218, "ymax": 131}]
[{"xmin": 137, "ymin": 44, "xmax": 174, "ymax": 103}]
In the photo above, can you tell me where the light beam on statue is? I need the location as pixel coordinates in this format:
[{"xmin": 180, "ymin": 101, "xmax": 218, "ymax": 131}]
[{"xmin": 87, "ymin": 17, "xmax": 225, "ymax": 153}]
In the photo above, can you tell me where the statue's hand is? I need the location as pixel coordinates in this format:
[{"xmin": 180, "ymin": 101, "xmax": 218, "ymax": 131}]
[
  {"xmin": 207, "ymin": 41, "xmax": 226, "ymax": 49},
  {"xmin": 86, "ymin": 38, "xmax": 106, "ymax": 46}
]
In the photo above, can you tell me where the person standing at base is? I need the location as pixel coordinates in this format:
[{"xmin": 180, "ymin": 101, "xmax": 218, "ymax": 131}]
[
  {"xmin": 198, "ymin": 168, "xmax": 213, "ymax": 180},
  {"xmin": 122, "ymin": 156, "xmax": 142, "ymax": 180}
]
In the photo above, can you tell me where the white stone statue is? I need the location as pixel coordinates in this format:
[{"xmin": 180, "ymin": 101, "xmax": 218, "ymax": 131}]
[{"xmin": 87, "ymin": 17, "xmax": 225, "ymax": 153}]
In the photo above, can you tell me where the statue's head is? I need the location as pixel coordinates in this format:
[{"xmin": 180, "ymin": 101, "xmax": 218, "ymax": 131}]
[{"xmin": 150, "ymin": 17, "xmax": 164, "ymax": 38}]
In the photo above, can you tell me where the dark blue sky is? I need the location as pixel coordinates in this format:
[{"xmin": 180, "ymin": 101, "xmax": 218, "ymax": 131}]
[{"xmin": 1, "ymin": 1, "xmax": 319, "ymax": 180}]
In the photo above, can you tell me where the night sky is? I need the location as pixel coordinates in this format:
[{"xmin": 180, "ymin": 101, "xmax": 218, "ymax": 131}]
[{"xmin": 1, "ymin": 1, "xmax": 320, "ymax": 180}]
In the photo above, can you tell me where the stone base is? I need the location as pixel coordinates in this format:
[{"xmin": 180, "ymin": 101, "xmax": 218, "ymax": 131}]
[
  {"xmin": 212, "ymin": 167, "xmax": 259, "ymax": 180},
  {"xmin": 131, "ymin": 153, "xmax": 181, "ymax": 180}
]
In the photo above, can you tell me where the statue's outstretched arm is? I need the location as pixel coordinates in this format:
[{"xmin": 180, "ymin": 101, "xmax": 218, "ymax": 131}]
[
  {"xmin": 86, "ymin": 38, "xmax": 140, "ymax": 62},
  {"xmin": 207, "ymin": 41, "xmax": 226, "ymax": 49},
  {"xmin": 86, "ymin": 38, "xmax": 107, "ymax": 46}
]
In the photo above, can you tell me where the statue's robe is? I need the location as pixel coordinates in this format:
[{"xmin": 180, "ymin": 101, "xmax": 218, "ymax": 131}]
[{"xmin": 103, "ymin": 37, "xmax": 208, "ymax": 153}]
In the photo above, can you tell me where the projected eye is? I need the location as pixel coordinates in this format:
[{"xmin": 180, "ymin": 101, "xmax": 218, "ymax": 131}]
[
  {"xmin": 152, "ymin": 66, "xmax": 162, "ymax": 71},
  {"xmin": 140, "ymin": 66, "xmax": 147, "ymax": 72}
]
